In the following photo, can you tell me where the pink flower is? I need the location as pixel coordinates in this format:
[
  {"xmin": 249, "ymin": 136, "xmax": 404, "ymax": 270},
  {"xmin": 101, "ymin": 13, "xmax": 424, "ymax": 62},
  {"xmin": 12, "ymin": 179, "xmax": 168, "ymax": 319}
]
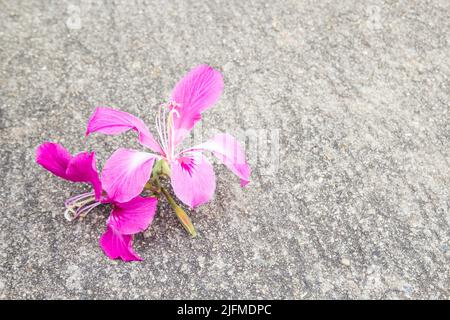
[
  {"xmin": 36, "ymin": 65, "xmax": 251, "ymax": 262},
  {"xmin": 86, "ymin": 64, "xmax": 251, "ymax": 208},
  {"xmin": 36, "ymin": 142, "xmax": 157, "ymax": 262}
]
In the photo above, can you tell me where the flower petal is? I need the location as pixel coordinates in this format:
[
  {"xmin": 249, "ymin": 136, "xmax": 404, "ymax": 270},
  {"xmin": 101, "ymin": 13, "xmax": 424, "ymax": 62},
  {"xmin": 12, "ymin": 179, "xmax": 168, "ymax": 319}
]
[
  {"xmin": 171, "ymin": 65, "xmax": 223, "ymax": 145},
  {"xmin": 86, "ymin": 107, "xmax": 163, "ymax": 153},
  {"xmin": 36, "ymin": 142, "xmax": 105, "ymax": 194},
  {"xmin": 170, "ymin": 153, "xmax": 216, "ymax": 208},
  {"xmin": 66, "ymin": 152, "xmax": 103, "ymax": 200},
  {"xmin": 35, "ymin": 142, "xmax": 72, "ymax": 180},
  {"xmin": 101, "ymin": 148, "xmax": 158, "ymax": 203},
  {"xmin": 99, "ymin": 225, "xmax": 142, "ymax": 262},
  {"xmin": 194, "ymin": 133, "xmax": 251, "ymax": 187},
  {"xmin": 108, "ymin": 196, "xmax": 158, "ymax": 235}
]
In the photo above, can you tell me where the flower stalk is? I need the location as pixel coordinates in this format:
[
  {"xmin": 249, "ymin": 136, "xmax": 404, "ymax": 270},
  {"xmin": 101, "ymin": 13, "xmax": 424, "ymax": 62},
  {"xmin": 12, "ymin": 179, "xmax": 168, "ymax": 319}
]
[{"xmin": 146, "ymin": 159, "xmax": 197, "ymax": 237}]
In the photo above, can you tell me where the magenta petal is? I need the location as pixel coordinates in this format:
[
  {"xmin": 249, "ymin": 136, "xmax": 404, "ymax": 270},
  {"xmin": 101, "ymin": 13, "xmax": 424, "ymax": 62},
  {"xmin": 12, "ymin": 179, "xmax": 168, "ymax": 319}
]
[
  {"xmin": 195, "ymin": 133, "xmax": 251, "ymax": 186},
  {"xmin": 108, "ymin": 196, "xmax": 158, "ymax": 235},
  {"xmin": 171, "ymin": 65, "xmax": 223, "ymax": 145},
  {"xmin": 99, "ymin": 225, "xmax": 142, "ymax": 262},
  {"xmin": 66, "ymin": 152, "xmax": 103, "ymax": 200},
  {"xmin": 86, "ymin": 107, "xmax": 163, "ymax": 153},
  {"xmin": 170, "ymin": 153, "xmax": 216, "ymax": 208},
  {"xmin": 101, "ymin": 148, "xmax": 157, "ymax": 203},
  {"xmin": 36, "ymin": 142, "xmax": 72, "ymax": 180},
  {"xmin": 36, "ymin": 142, "xmax": 104, "ymax": 197}
]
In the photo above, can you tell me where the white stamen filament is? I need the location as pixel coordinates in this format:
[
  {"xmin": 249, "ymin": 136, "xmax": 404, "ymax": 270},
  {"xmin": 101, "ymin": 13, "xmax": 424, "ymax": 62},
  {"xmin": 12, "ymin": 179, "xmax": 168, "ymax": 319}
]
[
  {"xmin": 162, "ymin": 104, "xmax": 169, "ymax": 154},
  {"xmin": 64, "ymin": 193, "xmax": 99, "ymax": 222},
  {"xmin": 155, "ymin": 105, "xmax": 168, "ymax": 152},
  {"xmin": 154, "ymin": 101, "xmax": 181, "ymax": 161},
  {"xmin": 168, "ymin": 112, "xmax": 174, "ymax": 160}
]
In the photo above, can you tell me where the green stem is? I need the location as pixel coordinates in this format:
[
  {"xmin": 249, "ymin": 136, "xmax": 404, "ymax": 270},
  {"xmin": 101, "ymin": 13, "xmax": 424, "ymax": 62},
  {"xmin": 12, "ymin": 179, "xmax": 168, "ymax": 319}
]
[{"xmin": 160, "ymin": 187, "xmax": 197, "ymax": 238}]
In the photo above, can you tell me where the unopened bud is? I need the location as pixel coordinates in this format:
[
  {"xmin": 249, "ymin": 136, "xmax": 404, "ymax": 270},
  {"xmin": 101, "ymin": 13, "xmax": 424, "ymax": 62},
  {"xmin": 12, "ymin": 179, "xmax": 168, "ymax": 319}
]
[{"xmin": 174, "ymin": 205, "xmax": 197, "ymax": 238}]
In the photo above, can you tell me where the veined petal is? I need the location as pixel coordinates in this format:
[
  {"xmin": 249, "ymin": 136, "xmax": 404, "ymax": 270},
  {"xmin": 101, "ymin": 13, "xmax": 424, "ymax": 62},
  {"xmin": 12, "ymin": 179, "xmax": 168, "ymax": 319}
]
[
  {"xmin": 170, "ymin": 153, "xmax": 216, "ymax": 208},
  {"xmin": 36, "ymin": 142, "xmax": 72, "ymax": 179},
  {"xmin": 194, "ymin": 133, "xmax": 251, "ymax": 187},
  {"xmin": 99, "ymin": 225, "xmax": 142, "ymax": 262},
  {"xmin": 65, "ymin": 151, "xmax": 103, "ymax": 200},
  {"xmin": 108, "ymin": 196, "xmax": 158, "ymax": 235},
  {"xmin": 171, "ymin": 65, "xmax": 223, "ymax": 145},
  {"xmin": 101, "ymin": 148, "xmax": 158, "ymax": 203},
  {"xmin": 86, "ymin": 107, "xmax": 163, "ymax": 153}
]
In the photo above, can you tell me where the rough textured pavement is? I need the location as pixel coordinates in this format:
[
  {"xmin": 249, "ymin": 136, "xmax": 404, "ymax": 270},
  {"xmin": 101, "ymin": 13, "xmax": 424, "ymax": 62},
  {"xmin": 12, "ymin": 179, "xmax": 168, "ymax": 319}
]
[{"xmin": 0, "ymin": 0, "xmax": 449, "ymax": 299}]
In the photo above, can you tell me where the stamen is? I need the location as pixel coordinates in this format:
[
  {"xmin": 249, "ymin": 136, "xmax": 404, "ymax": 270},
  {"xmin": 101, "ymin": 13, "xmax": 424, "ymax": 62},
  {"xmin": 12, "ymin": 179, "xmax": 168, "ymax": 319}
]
[
  {"xmin": 64, "ymin": 191, "xmax": 94, "ymax": 207},
  {"xmin": 171, "ymin": 108, "xmax": 180, "ymax": 118},
  {"xmin": 155, "ymin": 104, "xmax": 172, "ymax": 156},
  {"xmin": 175, "ymin": 148, "xmax": 202, "ymax": 159},
  {"xmin": 162, "ymin": 104, "xmax": 169, "ymax": 154},
  {"xmin": 76, "ymin": 202, "xmax": 101, "ymax": 217},
  {"xmin": 64, "ymin": 208, "xmax": 76, "ymax": 221},
  {"xmin": 155, "ymin": 114, "xmax": 166, "ymax": 151},
  {"xmin": 155, "ymin": 101, "xmax": 182, "ymax": 161},
  {"xmin": 64, "ymin": 191, "xmax": 100, "ymax": 222},
  {"xmin": 166, "ymin": 102, "xmax": 181, "ymax": 160},
  {"xmin": 167, "ymin": 112, "xmax": 174, "ymax": 160}
]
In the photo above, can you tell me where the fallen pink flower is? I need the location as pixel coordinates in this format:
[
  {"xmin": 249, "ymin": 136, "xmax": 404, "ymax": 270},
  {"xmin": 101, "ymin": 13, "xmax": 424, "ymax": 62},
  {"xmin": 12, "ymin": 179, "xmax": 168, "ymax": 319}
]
[
  {"xmin": 36, "ymin": 65, "xmax": 251, "ymax": 262},
  {"xmin": 36, "ymin": 142, "xmax": 157, "ymax": 261}
]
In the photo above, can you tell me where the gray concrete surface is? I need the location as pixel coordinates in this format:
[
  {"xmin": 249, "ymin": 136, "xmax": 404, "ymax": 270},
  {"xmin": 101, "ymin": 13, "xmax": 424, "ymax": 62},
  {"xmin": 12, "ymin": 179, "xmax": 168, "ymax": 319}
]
[{"xmin": 0, "ymin": 0, "xmax": 449, "ymax": 299}]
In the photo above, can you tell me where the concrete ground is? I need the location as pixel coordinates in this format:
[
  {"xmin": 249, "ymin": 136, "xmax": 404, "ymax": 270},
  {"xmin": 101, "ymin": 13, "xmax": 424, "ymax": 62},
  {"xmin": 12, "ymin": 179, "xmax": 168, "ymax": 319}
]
[{"xmin": 0, "ymin": 0, "xmax": 448, "ymax": 299}]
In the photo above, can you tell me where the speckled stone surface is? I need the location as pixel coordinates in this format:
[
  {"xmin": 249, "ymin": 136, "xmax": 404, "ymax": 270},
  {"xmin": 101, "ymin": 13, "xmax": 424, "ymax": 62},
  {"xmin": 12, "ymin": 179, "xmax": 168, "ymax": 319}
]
[{"xmin": 0, "ymin": 0, "xmax": 449, "ymax": 299}]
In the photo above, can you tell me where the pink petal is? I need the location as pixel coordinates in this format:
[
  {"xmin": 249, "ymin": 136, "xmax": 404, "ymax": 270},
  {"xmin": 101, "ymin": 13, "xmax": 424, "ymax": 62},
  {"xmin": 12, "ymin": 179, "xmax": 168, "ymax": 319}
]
[
  {"xmin": 108, "ymin": 196, "xmax": 158, "ymax": 235},
  {"xmin": 99, "ymin": 225, "xmax": 142, "ymax": 262},
  {"xmin": 171, "ymin": 65, "xmax": 223, "ymax": 145},
  {"xmin": 170, "ymin": 153, "xmax": 216, "ymax": 208},
  {"xmin": 101, "ymin": 148, "xmax": 158, "ymax": 203},
  {"xmin": 195, "ymin": 133, "xmax": 251, "ymax": 187},
  {"xmin": 36, "ymin": 142, "xmax": 105, "ymax": 195},
  {"xmin": 36, "ymin": 142, "xmax": 72, "ymax": 179},
  {"xmin": 86, "ymin": 107, "xmax": 163, "ymax": 153},
  {"xmin": 65, "ymin": 151, "xmax": 103, "ymax": 200}
]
